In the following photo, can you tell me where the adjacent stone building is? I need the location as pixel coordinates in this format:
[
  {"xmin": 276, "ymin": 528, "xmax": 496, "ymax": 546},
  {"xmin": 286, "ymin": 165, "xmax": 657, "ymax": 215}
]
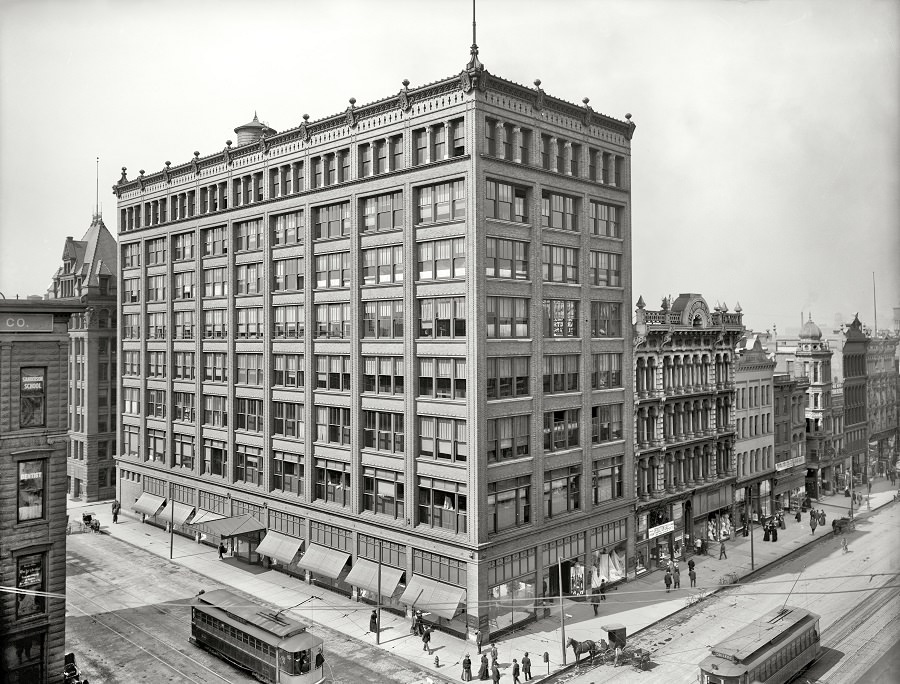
[
  {"xmin": 772, "ymin": 373, "xmax": 808, "ymax": 511},
  {"xmin": 112, "ymin": 51, "xmax": 635, "ymax": 639},
  {"xmin": 0, "ymin": 298, "xmax": 80, "ymax": 683},
  {"xmin": 632, "ymin": 294, "xmax": 744, "ymax": 572}
]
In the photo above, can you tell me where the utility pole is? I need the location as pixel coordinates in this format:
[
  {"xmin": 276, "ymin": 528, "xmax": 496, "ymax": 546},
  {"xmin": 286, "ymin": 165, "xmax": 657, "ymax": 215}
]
[
  {"xmin": 747, "ymin": 493, "xmax": 755, "ymax": 572},
  {"xmin": 376, "ymin": 539, "xmax": 383, "ymax": 645},
  {"xmin": 169, "ymin": 479, "xmax": 175, "ymax": 560},
  {"xmin": 558, "ymin": 558, "xmax": 566, "ymax": 665}
]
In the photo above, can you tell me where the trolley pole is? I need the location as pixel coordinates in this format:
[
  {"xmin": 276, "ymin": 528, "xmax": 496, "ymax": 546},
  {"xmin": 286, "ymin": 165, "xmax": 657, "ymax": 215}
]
[
  {"xmin": 558, "ymin": 558, "xmax": 566, "ymax": 665},
  {"xmin": 376, "ymin": 540, "xmax": 383, "ymax": 645},
  {"xmin": 747, "ymin": 494, "xmax": 754, "ymax": 572},
  {"xmin": 169, "ymin": 479, "xmax": 174, "ymax": 560}
]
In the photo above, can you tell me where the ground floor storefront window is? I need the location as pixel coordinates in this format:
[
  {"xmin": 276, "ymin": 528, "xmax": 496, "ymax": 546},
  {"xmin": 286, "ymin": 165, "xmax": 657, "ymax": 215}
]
[
  {"xmin": 635, "ymin": 504, "xmax": 682, "ymax": 574},
  {"xmin": 590, "ymin": 518, "xmax": 627, "ymax": 585},
  {"xmin": 542, "ymin": 533, "xmax": 586, "ymax": 597},
  {"xmin": 488, "ymin": 550, "xmax": 536, "ymax": 635}
]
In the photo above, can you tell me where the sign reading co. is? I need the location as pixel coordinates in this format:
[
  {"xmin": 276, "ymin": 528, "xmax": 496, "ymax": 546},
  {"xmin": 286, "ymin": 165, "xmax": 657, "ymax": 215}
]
[{"xmin": 2, "ymin": 314, "xmax": 53, "ymax": 332}]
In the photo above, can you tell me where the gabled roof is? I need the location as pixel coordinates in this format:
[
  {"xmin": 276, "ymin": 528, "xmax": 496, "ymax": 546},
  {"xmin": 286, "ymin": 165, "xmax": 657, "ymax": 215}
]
[{"xmin": 49, "ymin": 214, "xmax": 118, "ymax": 296}]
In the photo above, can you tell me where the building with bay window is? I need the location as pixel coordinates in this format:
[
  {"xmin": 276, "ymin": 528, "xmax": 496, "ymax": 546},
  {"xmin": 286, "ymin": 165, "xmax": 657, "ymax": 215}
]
[
  {"xmin": 112, "ymin": 49, "xmax": 635, "ymax": 640},
  {"xmin": 1, "ymin": 298, "xmax": 80, "ymax": 684},
  {"xmin": 632, "ymin": 294, "xmax": 744, "ymax": 575}
]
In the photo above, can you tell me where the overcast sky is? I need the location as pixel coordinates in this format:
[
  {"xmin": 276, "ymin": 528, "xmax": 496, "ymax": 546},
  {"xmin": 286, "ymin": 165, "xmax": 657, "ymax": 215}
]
[{"xmin": 1, "ymin": 0, "xmax": 897, "ymax": 335}]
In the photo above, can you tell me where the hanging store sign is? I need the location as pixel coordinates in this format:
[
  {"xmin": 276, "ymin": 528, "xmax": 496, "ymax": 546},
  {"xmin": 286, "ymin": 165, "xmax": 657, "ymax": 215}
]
[{"xmin": 648, "ymin": 520, "xmax": 675, "ymax": 539}]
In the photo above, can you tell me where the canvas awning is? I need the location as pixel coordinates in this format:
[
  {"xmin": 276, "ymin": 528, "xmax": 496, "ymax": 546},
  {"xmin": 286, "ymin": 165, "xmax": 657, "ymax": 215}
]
[
  {"xmin": 345, "ymin": 558, "xmax": 404, "ymax": 597},
  {"xmin": 400, "ymin": 575, "xmax": 465, "ymax": 621},
  {"xmin": 255, "ymin": 531, "xmax": 304, "ymax": 565},
  {"xmin": 132, "ymin": 493, "xmax": 166, "ymax": 516},
  {"xmin": 165, "ymin": 502, "xmax": 196, "ymax": 526},
  {"xmin": 296, "ymin": 544, "xmax": 350, "ymax": 579},
  {"xmin": 191, "ymin": 509, "xmax": 227, "ymax": 525},
  {"xmin": 774, "ymin": 472, "xmax": 806, "ymax": 495},
  {"xmin": 198, "ymin": 514, "xmax": 266, "ymax": 539}
]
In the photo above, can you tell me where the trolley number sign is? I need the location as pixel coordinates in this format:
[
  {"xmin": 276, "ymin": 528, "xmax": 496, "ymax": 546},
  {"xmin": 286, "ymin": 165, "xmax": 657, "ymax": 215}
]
[{"xmin": 3, "ymin": 314, "xmax": 53, "ymax": 332}]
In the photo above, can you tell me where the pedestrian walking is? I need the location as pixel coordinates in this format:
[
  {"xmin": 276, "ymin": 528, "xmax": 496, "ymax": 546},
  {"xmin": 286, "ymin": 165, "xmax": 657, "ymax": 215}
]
[
  {"xmin": 673, "ymin": 566, "xmax": 681, "ymax": 589},
  {"xmin": 218, "ymin": 542, "xmax": 226, "ymax": 559},
  {"xmin": 478, "ymin": 654, "xmax": 489, "ymax": 680},
  {"xmin": 819, "ymin": 511, "xmax": 826, "ymax": 526},
  {"xmin": 414, "ymin": 611, "xmax": 424, "ymax": 636},
  {"xmin": 841, "ymin": 536, "xmax": 848, "ymax": 553},
  {"xmin": 111, "ymin": 500, "xmax": 120, "ymax": 524},
  {"xmin": 522, "ymin": 652, "xmax": 532, "ymax": 681},
  {"xmin": 719, "ymin": 540, "xmax": 727, "ymax": 559},
  {"xmin": 694, "ymin": 536, "xmax": 703, "ymax": 556},
  {"xmin": 689, "ymin": 568, "xmax": 697, "ymax": 587},
  {"xmin": 422, "ymin": 627, "xmax": 432, "ymax": 655},
  {"xmin": 795, "ymin": 509, "xmax": 802, "ymax": 523},
  {"xmin": 832, "ymin": 519, "xmax": 838, "ymax": 537},
  {"xmin": 369, "ymin": 610, "xmax": 378, "ymax": 634},
  {"xmin": 688, "ymin": 558, "xmax": 695, "ymax": 572},
  {"xmin": 599, "ymin": 578, "xmax": 607, "ymax": 601},
  {"xmin": 868, "ymin": 481, "xmax": 872, "ymax": 494},
  {"xmin": 591, "ymin": 586, "xmax": 601, "ymax": 615},
  {"xmin": 512, "ymin": 658, "xmax": 521, "ymax": 684},
  {"xmin": 475, "ymin": 629, "xmax": 483, "ymax": 654},
  {"xmin": 771, "ymin": 523, "xmax": 778, "ymax": 542},
  {"xmin": 491, "ymin": 662, "xmax": 501, "ymax": 683},
  {"xmin": 490, "ymin": 643, "xmax": 498, "ymax": 663},
  {"xmin": 462, "ymin": 654, "xmax": 473, "ymax": 681},
  {"xmin": 664, "ymin": 571, "xmax": 672, "ymax": 593},
  {"xmin": 810, "ymin": 515, "xmax": 818, "ymax": 535}
]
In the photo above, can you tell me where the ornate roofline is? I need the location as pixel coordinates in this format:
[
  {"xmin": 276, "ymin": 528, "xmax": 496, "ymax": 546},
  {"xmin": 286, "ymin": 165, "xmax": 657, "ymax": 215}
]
[{"xmin": 113, "ymin": 70, "xmax": 635, "ymax": 196}]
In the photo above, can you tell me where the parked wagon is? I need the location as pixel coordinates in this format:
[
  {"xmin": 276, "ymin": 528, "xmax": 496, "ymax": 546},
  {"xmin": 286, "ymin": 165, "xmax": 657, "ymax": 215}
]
[{"xmin": 833, "ymin": 517, "xmax": 854, "ymax": 534}]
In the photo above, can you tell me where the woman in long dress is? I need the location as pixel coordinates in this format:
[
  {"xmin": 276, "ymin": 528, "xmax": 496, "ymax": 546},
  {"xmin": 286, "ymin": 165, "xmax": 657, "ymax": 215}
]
[{"xmin": 478, "ymin": 654, "xmax": 489, "ymax": 680}]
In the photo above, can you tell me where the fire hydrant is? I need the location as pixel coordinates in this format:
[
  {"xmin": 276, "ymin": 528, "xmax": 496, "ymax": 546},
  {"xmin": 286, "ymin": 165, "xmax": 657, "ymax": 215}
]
[{"xmin": 434, "ymin": 655, "xmax": 440, "ymax": 668}]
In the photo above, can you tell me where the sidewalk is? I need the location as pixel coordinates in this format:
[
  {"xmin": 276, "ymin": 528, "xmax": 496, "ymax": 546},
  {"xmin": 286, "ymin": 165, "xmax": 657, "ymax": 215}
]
[{"xmin": 66, "ymin": 478, "xmax": 899, "ymax": 683}]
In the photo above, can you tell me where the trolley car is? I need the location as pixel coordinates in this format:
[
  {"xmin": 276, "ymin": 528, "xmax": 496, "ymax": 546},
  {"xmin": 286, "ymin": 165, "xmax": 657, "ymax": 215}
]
[
  {"xmin": 698, "ymin": 605, "xmax": 820, "ymax": 684},
  {"xmin": 191, "ymin": 589, "xmax": 324, "ymax": 684}
]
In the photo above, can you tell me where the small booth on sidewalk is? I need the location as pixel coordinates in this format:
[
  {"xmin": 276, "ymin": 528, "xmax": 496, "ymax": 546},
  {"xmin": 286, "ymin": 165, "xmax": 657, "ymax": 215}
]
[{"xmin": 195, "ymin": 514, "xmax": 266, "ymax": 563}]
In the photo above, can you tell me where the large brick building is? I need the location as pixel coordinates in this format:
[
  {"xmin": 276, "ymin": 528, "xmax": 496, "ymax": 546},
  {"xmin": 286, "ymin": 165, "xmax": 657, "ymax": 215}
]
[
  {"xmin": 632, "ymin": 294, "xmax": 744, "ymax": 572},
  {"xmin": 772, "ymin": 372, "xmax": 808, "ymax": 511},
  {"xmin": 45, "ymin": 213, "xmax": 119, "ymax": 502},
  {"xmin": 0, "ymin": 298, "xmax": 79, "ymax": 683},
  {"xmin": 112, "ymin": 52, "xmax": 635, "ymax": 638}
]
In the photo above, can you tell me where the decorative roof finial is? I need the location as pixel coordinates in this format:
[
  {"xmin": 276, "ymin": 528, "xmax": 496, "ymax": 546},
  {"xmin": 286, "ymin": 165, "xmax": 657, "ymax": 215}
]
[{"xmin": 466, "ymin": 0, "xmax": 483, "ymax": 70}]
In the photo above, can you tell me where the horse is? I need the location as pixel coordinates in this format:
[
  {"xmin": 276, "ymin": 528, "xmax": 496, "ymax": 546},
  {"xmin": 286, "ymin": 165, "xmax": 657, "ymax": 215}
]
[{"xmin": 566, "ymin": 637, "xmax": 598, "ymax": 664}]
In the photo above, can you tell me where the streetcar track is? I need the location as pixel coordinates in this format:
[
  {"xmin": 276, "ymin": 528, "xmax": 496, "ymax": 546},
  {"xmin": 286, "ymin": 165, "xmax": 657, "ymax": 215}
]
[{"xmin": 67, "ymin": 583, "xmax": 236, "ymax": 684}]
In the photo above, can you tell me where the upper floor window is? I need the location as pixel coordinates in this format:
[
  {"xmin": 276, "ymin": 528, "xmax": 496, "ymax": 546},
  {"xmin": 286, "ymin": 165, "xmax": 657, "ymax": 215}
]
[
  {"xmin": 363, "ymin": 410, "xmax": 404, "ymax": 454},
  {"xmin": 418, "ymin": 297, "xmax": 466, "ymax": 339},
  {"xmin": 417, "ymin": 238, "xmax": 465, "ymax": 280},
  {"xmin": 590, "ymin": 251, "xmax": 622, "ymax": 287},
  {"xmin": 174, "ymin": 310, "xmax": 194, "ymax": 340},
  {"xmin": 418, "ymin": 357, "xmax": 466, "ymax": 400},
  {"xmin": 202, "ymin": 309, "xmax": 226, "ymax": 339},
  {"xmin": 542, "ymin": 245, "xmax": 579, "ymax": 283},
  {"xmin": 236, "ymin": 353, "xmax": 264, "ymax": 386},
  {"xmin": 146, "ymin": 274, "xmax": 166, "ymax": 302},
  {"xmin": 122, "ymin": 277, "xmax": 140, "ymax": 303},
  {"xmin": 235, "ymin": 219, "xmax": 263, "ymax": 252},
  {"xmin": 314, "ymin": 202, "xmax": 350, "ymax": 240},
  {"xmin": 19, "ymin": 367, "xmax": 47, "ymax": 429},
  {"xmin": 362, "ymin": 300, "xmax": 404, "ymax": 339},
  {"xmin": 235, "ymin": 398, "xmax": 264, "ymax": 433},
  {"xmin": 273, "ymin": 257, "xmax": 304, "ymax": 292},
  {"xmin": 589, "ymin": 201, "xmax": 621, "ymax": 238},
  {"xmin": 273, "ymin": 354, "xmax": 304, "ymax": 388},
  {"xmin": 202, "ymin": 226, "xmax": 227, "ymax": 256},
  {"xmin": 203, "ymin": 267, "xmax": 227, "ymax": 298},
  {"xmin": 272, "ymin": 210, "xmax": 304, "ymax": 246},
  {"xmin": 592, "ymin": 353, "xmax": 623, "ymax": 390},
  {"xmin": 418, "ymin": 478, "xmax": 467, "ymax": 535},
  {"xmin": 173, "ymin": 271, "xmax": 194, "ymax": 300},
  {"xmin": 486, "ymin": 180, "xmax": 528, "ymax": 222},
  {"xmin": 543, "ymin": 300, "xmax": 578, "ymax": 338},
  {"xmin": 592, "ymin": 404, "xmax": 624, "ymax": 444},
  {"xmin": 416, "ymin": 181, "xmax": 465, "ymax": 224},
  {"xmin": 146, "ymin": 238, "xmax": 166, "ymax": 265},
  {"xmin": 544, "ymin": 465, "xmax": 581, "ymax": 518},
  {"xmin": 418, "ymin": 416, "xmax": 467, "ymax": 463},
  {"xmin": 362, "ymin": 245, "xmax": 403, "ymax": 285},
  {"xmin": 486, "ymin": 237, "xmax": 528, "ymax": 280},
  {"xmin": 235, "ymin": 263, "xmax": 263, "ymax": 295},
  {"xmin": 543, "ymin": 354, "xmax": 579, "ymax": 394},
  {"xmin": 544, "ymin": 409, "xmax": 580, "ymax": 452},
  {"xmin": 541, "ymin": 192, "xmax": 578, "ymax": 231},
  {"xmin": 315, "ymin": 406, "xmax": 351, "ymax": 446},
  {"xmin": 592, "ymin": 457, "xmax": 624, "ymax": 504},
  {"xmin": 274, "ymin": 305, "xmax": 304, "ymax": 339},
  {"xmin": 236, "ymin": 308, "xmax": 263, "ymax": 339},
  {"xmin": 487, "ymin": 415, "xmax": 530, "ymax": 463},
  {"xmin": 316, "ymin": 355, "xmax": 351, "ymax": 392},
  {"xmin": 363, "ymin": 356, "xmax": 404, "ymax": 395},
  {"xmin": 314, "ymin": 302, "xmax": 351, "ymax": 339},
  {"xmin": 122, "ymin": 243, "xmax": 141, "ymax": 268},
  {"xmin": 487, "ymin": 297, "xmax": 529, "ymax": 339},
  {"xmin": 486, "ymin": 357, "xmax": 530, "ymax": 400},
  {"xmin": 315, "ymin": 252, "xmax": 350, "ymax": 289},
  {"xmin": 590, "ymin": 301, "xmax": 623, "ymax": 338},
  {"xmin": 487, "ymin": 476, "xmax": 531, "ymax": 534},
  {"xmin": 173, "ymin": 232, "xmax": 195, "ymax": 260},
  {"xmin": 362, "ymin": 191, "xmax": 404, "ymax": 233}
]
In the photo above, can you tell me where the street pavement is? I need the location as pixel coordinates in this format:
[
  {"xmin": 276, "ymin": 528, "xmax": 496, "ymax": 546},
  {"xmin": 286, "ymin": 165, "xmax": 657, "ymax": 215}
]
[{"xmin": 66, "ymin": 477, "xmax": 899, "ymax": 683}]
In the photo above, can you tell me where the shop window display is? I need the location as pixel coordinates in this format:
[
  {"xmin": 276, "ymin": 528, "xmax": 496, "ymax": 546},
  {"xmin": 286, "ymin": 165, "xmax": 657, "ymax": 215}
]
[
  {"xmin": 488, "ymin": 579, "xmax": 536, "ymax": 632},
  {"xmin": 590, "ymin": 545, "xmax": 626, "ymax": 586}
]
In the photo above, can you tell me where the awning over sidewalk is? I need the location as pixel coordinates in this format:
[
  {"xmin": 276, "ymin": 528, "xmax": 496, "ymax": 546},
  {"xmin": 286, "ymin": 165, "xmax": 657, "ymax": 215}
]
[
  {"xmin": 191, "ymin": 509, "xmax": 227, "ymax": 525},
  {"xmin": 774, "ymin": 472, "xmax": 806, "ymax": 495},
  {"xmin": 198, "ymin": 514, "xmax": 266, "ymax": 539},
  {"xmin": 345, "ymin": 558, "xmax": 404, "ymax": 596},
  {"xmin": 167, "ymin": 502, "xmax": 196, "ymax": 526},
  {"xmin": 400, "ymin": 575, "xmax": 465, "ymax": 621},
  {"xmin": 296, "ymin": 544, "xmax": 350, "ymax": 579},
  {"xmin": 132, "ymin": 493, "xmax": 166, "ymax": 516},
  {"xmin": 255, "ymin": 531, "xmax": 304, "ymax": 565}
]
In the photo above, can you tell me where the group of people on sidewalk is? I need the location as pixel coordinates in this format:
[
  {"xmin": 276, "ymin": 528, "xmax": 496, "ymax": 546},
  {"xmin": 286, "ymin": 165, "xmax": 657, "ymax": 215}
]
[
  {"xmin": 663, "ymin": 557, "xmax": 698, "ymax": 591},
  {"xmin": 460, "ymin": 634, "xmax": 532, "ymax": 682}
]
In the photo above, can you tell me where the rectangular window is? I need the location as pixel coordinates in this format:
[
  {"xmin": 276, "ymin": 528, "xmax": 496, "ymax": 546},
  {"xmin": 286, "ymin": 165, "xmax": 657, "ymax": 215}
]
[
  {"xmin": 203, "ymin": 267, "xmax": 227, "ymax": 298},
  {"xmin": 362, "ymin": 356, "xmax": 404, "ymax": 395},
  {"xmin": 590, "ymin": 301, "xmax": 623, "ymax": 338},
  {"xmin": 314, "ymin": 201, "xmax": 351, "ymax": 239},
  {"xmin": 488, "ymin": 476, "xmax": 531, "ymax": 533},
  {"xmin": 272, "ymin": 209, "xmax": 304, "ymax": 245},
  {"xmin": 361, "ymin": 191, "xmax": 404, "ymax": 233},
  {"xmin": 146, "ymin": 428, "xmax": 165, "ymax": 463},
  {"xmin": 237, "ymin": 353, "xmax": 264, "ymax": 386},
  {"xmin": 416, "ymin": 180, "xmax": 466, "ymax": 224},
  {"xmin": 418, "ymin": 357, "xmax": 466, "ymax": 400},
  {"xmin": 273, "ymin": 257, "xmax": 304, "ymax": 291},
  {"xmin": 273, "ymin": 402, "xmax": 305, "ymax": 440},
  {"xmin": 362, "ymin": 410, "xmax": 404, "ymax": 454},
  {"xmin": 146, "ymin": 312, "xmax": 166, "ymax": 340},
  {"xmin": 123, "ymin": 351, "xmax": 140, "ymax": 376},
  {"xmin": 589, "ymin": 201, "xmax": 621, "ymax": 237},
  {"xmin": 544, "ymin": 465, "xmax": 581, "ymax": 518},
  {"xmin": 146, "ymin": 274, "xmax": 166, "ymax": 301},
  {"xmin": 543, "ymin": 354, "xmax": 579, "ymax": 394},
  {"xmin": 174, "ymin": 310, "xmax": 194, "ymax": 339},
  {"xmin": 173, "ymin": 433, "xmax": 194, "ymax": 469},
  {"xmin": 173, "ymin": 392, "xmax": 195, "ymax": 423},
  {"xmin": 16, "ymin": 553, "xmax": 46, "ymax": 618},
  {"xmin": 315, "ymin": 406, "xmax": 351, "ymax": 446},
  {"xmin": 174, "ymin": 352, "xmax": 195, "ymax": 380},
  {"xmin": 418, "ymin": 416, "xmax": 467, "ymax": 462},
  {"xmin": 363, "ymin": 468, "xmax": 405, "ymax": 519},
  {"xmin": 486, "ymin": 297, "xmax": 529, "ymax": 338},
  {"xmin": 417, "ymin": 238, "xmax": 465, "ymax": 280},
  {"xmin": 19, "ymin": 367, "xmax": 46, "ymax": 428},
  {"xmin": 203, "ymin": 438, "xmax": 227, "ymax": 477},
  {"xmin": 203, "ymin": 395, "xmax": 228, "ymax": 428},
  {"xmin": 235, "ymin": 398, "xmax": 263, "ymax": 433},
  {"xmin": 451, "ymin": 119, "xmax": 465, "ymax": 156},
  {"xmin": 541, "ymin": 191, "xmax": 578, "ymax": 231},
  {"xmin": 486, "ymin": 415, "xmax": 530, "ymax": 462},
  {"xmin": 173, "ymin": 232, "xmax": 195, "ymax": 260},
  {"xmin": 146, "ymin": 389, "xmax": 166, "ymax": 418},
  {"xmin": 362, "ymin": 245, "xmax": 403, "ymax": 285},
  {"xmin": 314, "ymin": 460, "xmax": 351, "ymax": 507},
  {"xmin": 315, "ymin": 355, "xmax": 351, "ymax": 392},
  {"xmin": 123, "ymin": 313, "xmax": 141, "ymax": 339},
  {"xmin": 592, "ymin": 458, "xmax": 624, "ymax": 504},
  {"xmin": 203, "ymin": 352, "xmax": 228, "ymax": 382},
  {"xmin": 314, "ymin": 302, "xmax": 351, "ymax": 339},
  {"xmin": 18, "ymin": 460, "xmax": 45, "ymax": 522},
  {"xmin": 236, "ymin": 445, "xmax": 263, "ymax": 485},
  {"xmin": 412, "ymin": 549, "xmax": 466, "ymax": 587},
  {"xmin": 362, "ymin": 300, "xmax": 404, "ymax": 339},
  {"xmin": 122, "ymin": 277, "xmax": 141, "ymax": 303},
  {"xmin": 272, "ymin": 451, "xmax": 304, "ymax": 496},
  {"xmin": 486, "ymin": 180, "xmax": 528, "ymax": 222},
  {"xmin": 173, "ymin": 271, "xmax": 195, "ymax": 300},
  {"xmin": 315, "ymin": 252, "xmax": 350, "ymax": 289},
  {"xmin": 543, "ymin": 408, "xmax": 580, "ymax": 452},
  {"xmin": 273, "ymin": 305, "xmax": 304, "ymax": 339},
  {"xmin": 235, "ymin": 263, "xmax": 263, "ymax": 295},
  {"xmin": 273, "ymin": 354, "xmax": 304, "ymax": 388},
  {"xmin": 486, "ymin": 357, "xmax": 530, "ymax": 399},
  {"xmin": 486, "ymin": 237, "xmax": 528, "ymax": 279},
  {"xmin": 122, "ymin": 243, "xmax": 141, "ymax": 268},
  {"xmin": 122, "ymin": 386, "xmax": 141, "ymax": 415},
  {"xmin": 417, "ymin": 478, "xmax": 467, "ymax": 534},
  {"xmin": 592, "ymin": 404, "xmax": 624, "ymax": 444},
  {"xmin": 592, "ymin": 353, "xmax": 623, "ymax": 390},
  {"xmin": 202, "ymin": 226, "xmax": 228, "ymax": 256},
  {"xmin": 418, "ymin": 296, "xmax": 466, "ymax": 339},
  {"xmin": 236, "ymin": 308, "xmax": 263, "ymax": 339},
  {"xmin": 542, "ymin": 245, "xmax": 579, "ymax": 283},
  {"xmin": 590, "ymin": 251, "xmax": 622, "ymax": 287},
  {"xmin": 542, "ymin": 300, "xmax": 579, "ymax": 337},
  {"xmin": 234, "ymin": 219, "xmax": 263, "ymax": 251},
  {"xmin": 414, "ymin": 128, "xmax": 428, "ymax": 165},
  {"xmin": 202, "ymin": 309, "xmax": 227, "ymax": 338}
]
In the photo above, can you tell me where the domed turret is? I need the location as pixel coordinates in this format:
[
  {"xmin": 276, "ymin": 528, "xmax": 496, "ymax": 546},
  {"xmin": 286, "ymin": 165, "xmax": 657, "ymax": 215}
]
[
  {"xmin": 234, "ymin": 112, "xmax": 275, "ymax": 147},
  {"xmin": 799, "ymin": 315, "xmax": 822, "ymax": 340}
]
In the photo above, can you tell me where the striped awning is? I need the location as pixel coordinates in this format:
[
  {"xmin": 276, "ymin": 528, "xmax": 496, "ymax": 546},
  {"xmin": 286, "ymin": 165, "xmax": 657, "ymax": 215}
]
[
  {"xmin": 400, "ymin": 575, "xmax": 465, "ymax": 621},
  {"xmin": 132, "ymin": 493, "xmax": 166, "ymax": 516},
  {"xmin": 167, "ymin": 502, "xmax": 196, "ymax": 526},
  {"xmin": 345, "ymin": 558, "xmax": 404, "ymax": 597},
  {"xmin": 296, "ymin": 545, "xmax": 350, "ymax": 579},
  {"xmin": 255, "ymin": 531, "xmax": 303, "ymax": 565}
]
